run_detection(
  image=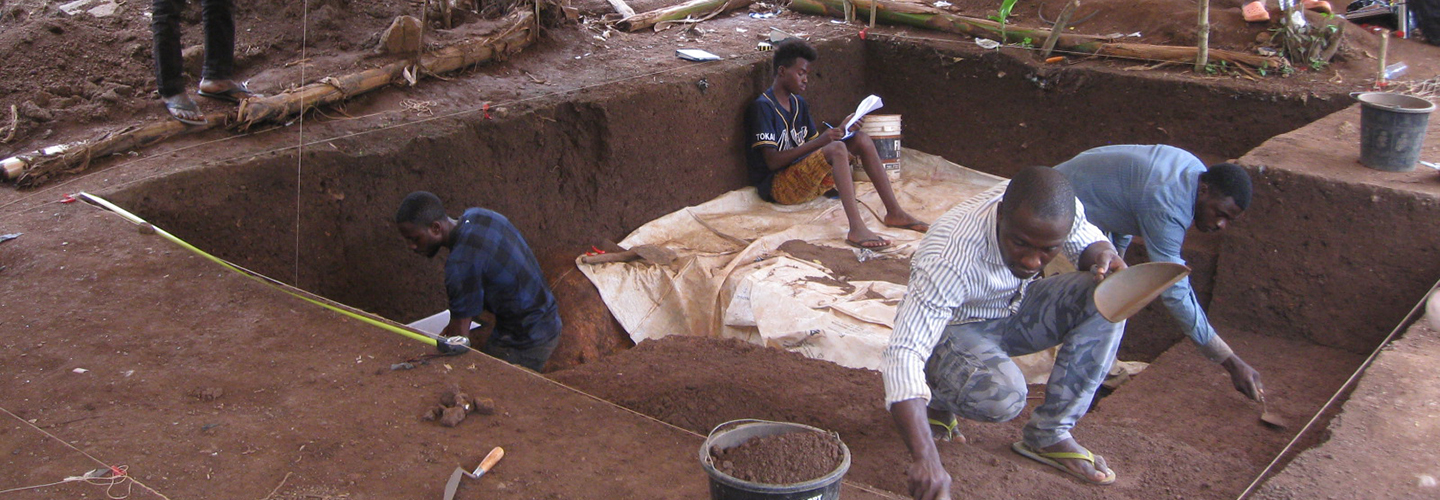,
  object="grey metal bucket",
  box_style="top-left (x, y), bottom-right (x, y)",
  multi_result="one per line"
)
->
top-left (699, 419), bottom-right (851, 500)
top-left (1357, 92), bottom-right (1435, 172)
